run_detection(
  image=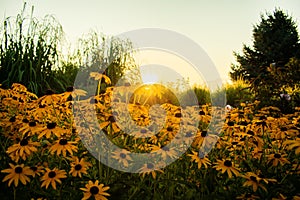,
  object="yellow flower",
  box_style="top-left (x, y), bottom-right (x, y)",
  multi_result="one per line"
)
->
top-left (38, 122), bottom-right (67, 139)
top-left (80, 180), bottom-right (110, 200)
top-left (40, 168), bottom-right (67, 190)
top-left (188, 150), bottom-right (211, 169)
top-left (151, 144), bottom-right (178, 160)
top-left (19, 121), bottom-right (44, 137)
top-left (69, 157), bottom-right (91, 178)
top-left (29, 165), bottom-right (44, 177)
top-left (213, 159), bottom-right (240, 178)
top-left (285, 139), bottom-right (300, 155)
top-left (1, 163), bottom-right (34, 187)
top-left (138, 163), bottom-right (164, 179)
top-left (90, 72), bottom-right (111, 85)
top-left (6, 138), bottom-right (40, 162)
top-left (267, 152), bottom-right (290, 167)
top-left (49, 138), bottom-right (78, 157)
top-left (111, 149), bottom-right (133, 168)
top-left (241, 172), bottom-right (267, 192)
top-left (99, 113), bottom-right (120, 134)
